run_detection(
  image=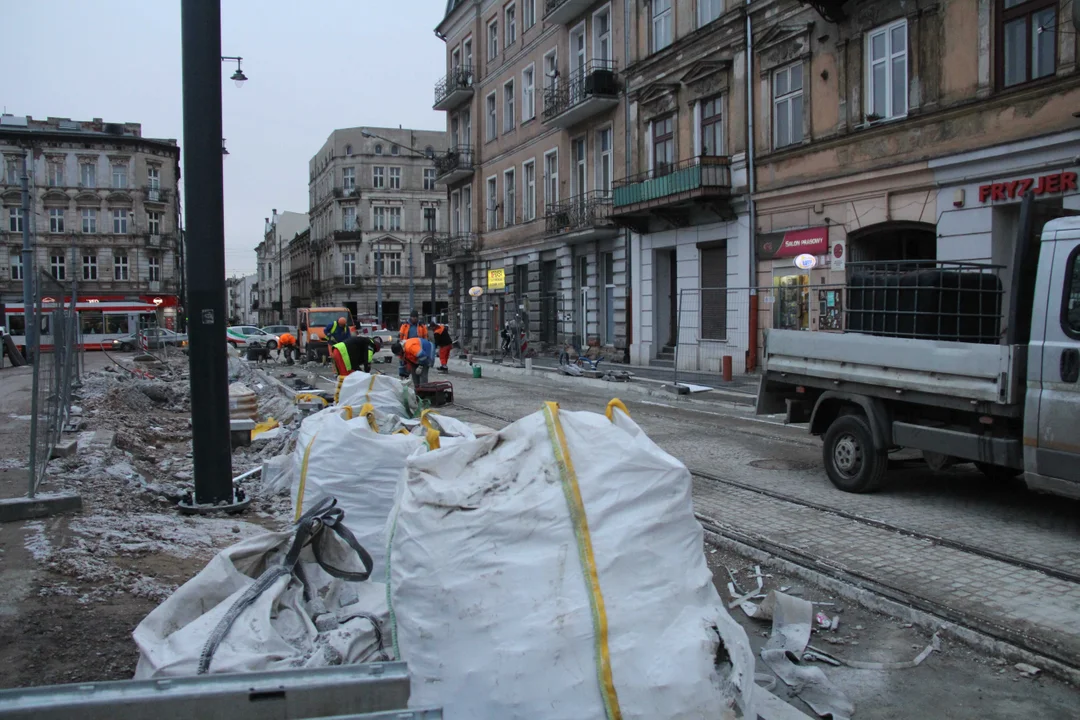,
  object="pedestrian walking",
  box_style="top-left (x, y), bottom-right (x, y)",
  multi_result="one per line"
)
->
top-left (392, 337), bottom-right (435, 386)
top-left (428, 320), bottom-right (453, 374)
